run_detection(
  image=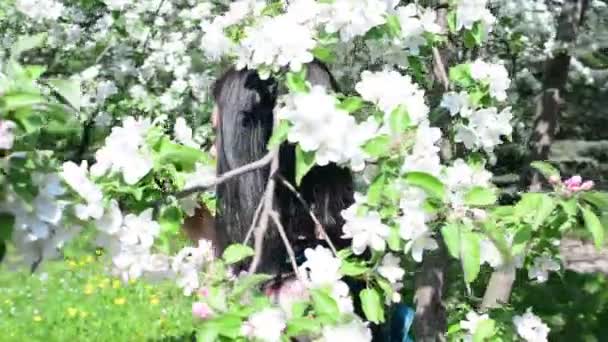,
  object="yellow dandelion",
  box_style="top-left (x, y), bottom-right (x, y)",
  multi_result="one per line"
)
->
top-left (112, 279), bottom-right (121, 289)
top-left (33, 315), bottom-right (42, 322)
top-left (68, 260), bottom-right (78, 268)
top-left (149, 296), bottom-right (159, 305)
top-left (114, 297), bottom-right (126, 305)
top-left (95, 248), bottom-right (104, 256)
top-left (67, 307), bottom-right (78, 317)
top-left (84, 284), bottom-right (95, 295)
top-left (80, 311), bottom-right (89, 319)
top-left (85, 255), bottom-right (94, 263)
top-left (4, 299), bottom-right (12, 305)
